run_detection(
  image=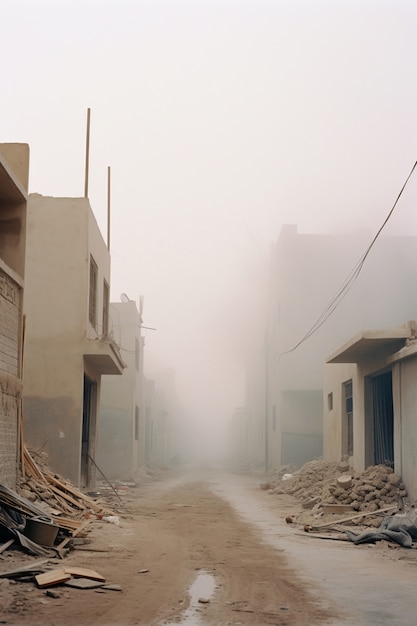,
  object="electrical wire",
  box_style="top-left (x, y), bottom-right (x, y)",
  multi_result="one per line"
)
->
top-left (279, 159), bottom-right (417, 357)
